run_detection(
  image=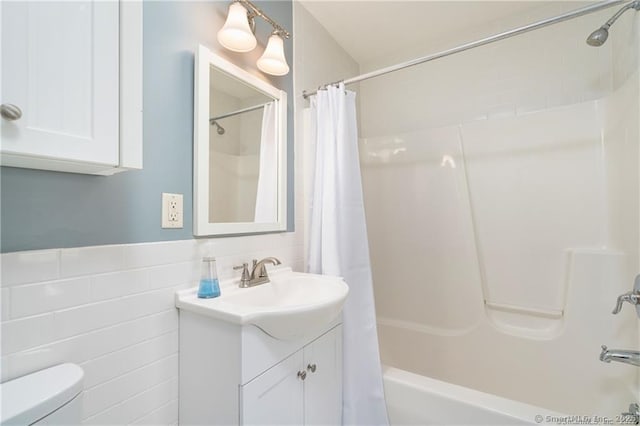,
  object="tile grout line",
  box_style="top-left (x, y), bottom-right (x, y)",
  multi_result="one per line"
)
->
top-left (80, 328), bottom-right (179, 377)
top-left (126, 397), bottom-right (179, 425)
top-left (83, 352), bottom-right (178, 399)
top-left (81, 376), bottom-right (178, 423)
top-left (2, 308), bottom-right (179, 359)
